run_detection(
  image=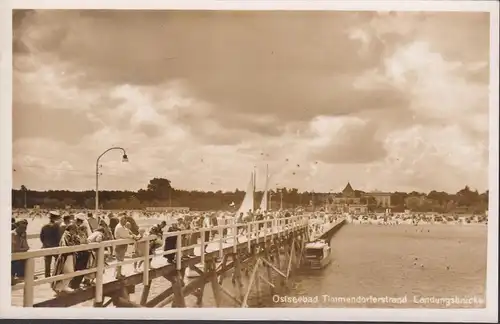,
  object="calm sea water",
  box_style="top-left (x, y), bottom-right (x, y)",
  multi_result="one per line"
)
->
top-left (267, 224), bottom-right (487, 308)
